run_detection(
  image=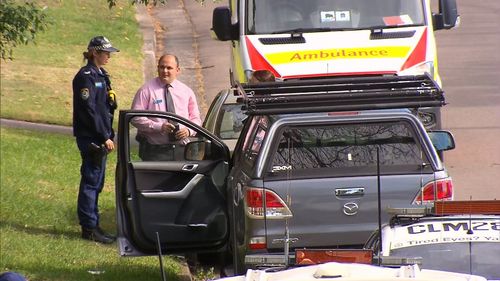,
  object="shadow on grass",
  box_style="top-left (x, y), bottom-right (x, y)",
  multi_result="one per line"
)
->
top-left (61, 206), bottom-right (118, 232)
top-left (0, 219), bottom-right (184, 281)
top-left (1, 207), bottom-right (117, 240)
top-left (0, 220), bottom-right (81, 239)
top-left (12, 258), bottom-right (176, 281)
